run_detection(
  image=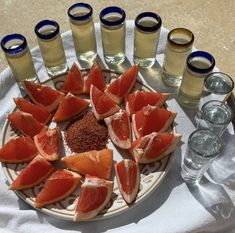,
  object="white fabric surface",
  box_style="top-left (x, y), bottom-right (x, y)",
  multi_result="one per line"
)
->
top-left (0, 21), bottom-right (235, 233)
